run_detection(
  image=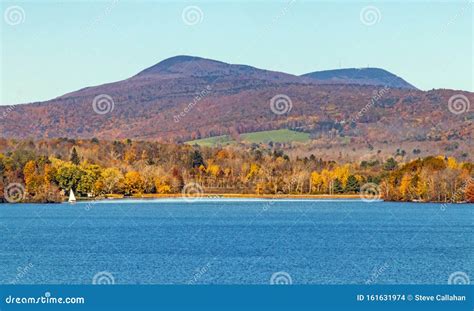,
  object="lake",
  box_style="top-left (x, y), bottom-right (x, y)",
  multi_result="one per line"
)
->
top-left (0, 199), bottom-right (472, 285)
